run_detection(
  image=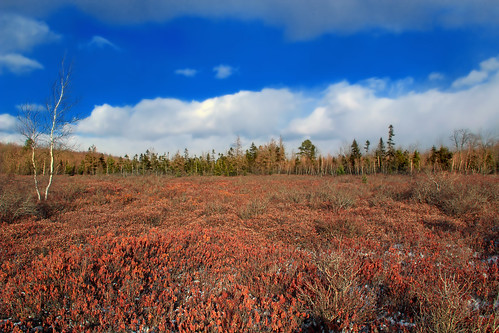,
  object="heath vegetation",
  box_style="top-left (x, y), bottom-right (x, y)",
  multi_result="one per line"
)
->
top-left (0, 173), bottom-right (497, 332)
